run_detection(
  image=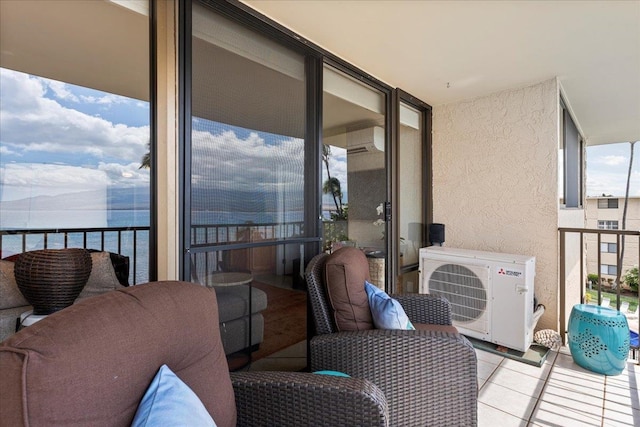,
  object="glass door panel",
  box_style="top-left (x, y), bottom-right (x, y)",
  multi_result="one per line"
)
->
top-left (396, 98), bottom-right (428, 294)
top-left (189, 2), bottom-right (310, 369)
top-left (322, 64), bottom-right (387, 289)
top-left (0, 0), bottom-right (151, 284)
